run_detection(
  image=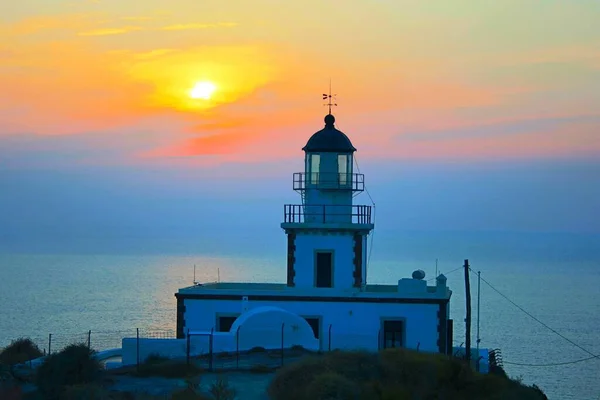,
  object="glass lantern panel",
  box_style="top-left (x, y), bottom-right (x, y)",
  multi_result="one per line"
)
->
top-left (311, 154), bottom-right (320, 184)
top-left (338, 154), bottom-right (348, 185)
